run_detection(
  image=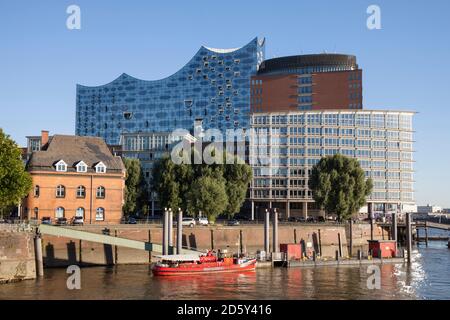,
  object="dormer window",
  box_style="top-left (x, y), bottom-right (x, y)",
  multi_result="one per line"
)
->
top-left (76, 161), bottom-right (88, 173)
top-left (55, 160), bottom-right (67, 172)
top-left (95, 162), bottom-right (107, 173)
